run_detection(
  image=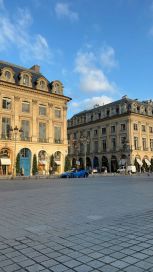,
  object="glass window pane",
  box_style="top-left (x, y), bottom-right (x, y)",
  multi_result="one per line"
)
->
top-left (39, 105), bottom-right (46, 116)
top-left (22, 102), bottom-right (30, 112)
